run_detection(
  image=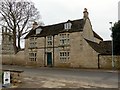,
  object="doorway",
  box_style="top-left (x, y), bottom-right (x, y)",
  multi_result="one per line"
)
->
top-left (47, 52), bottom-right (52, 66)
